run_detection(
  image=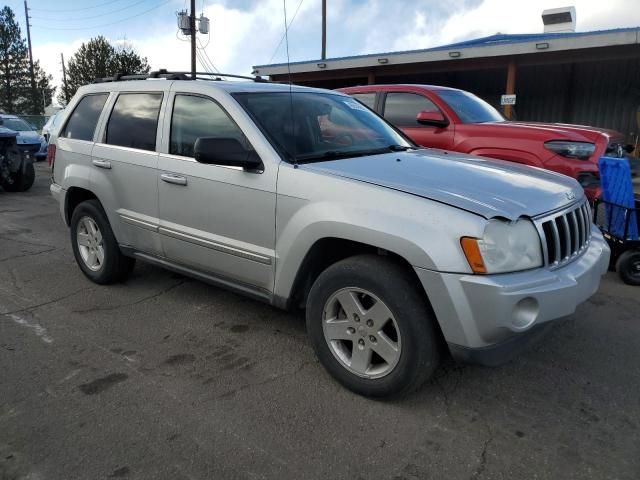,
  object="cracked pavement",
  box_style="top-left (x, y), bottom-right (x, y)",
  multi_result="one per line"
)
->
top-left (1, 163), bottom-right (639, 480)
